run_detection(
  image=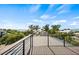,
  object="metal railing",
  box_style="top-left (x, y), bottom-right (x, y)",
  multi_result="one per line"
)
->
top-left (0, 34), bottom-right (33, 55)
top-left (46, 33), bottom-right (72, 47)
